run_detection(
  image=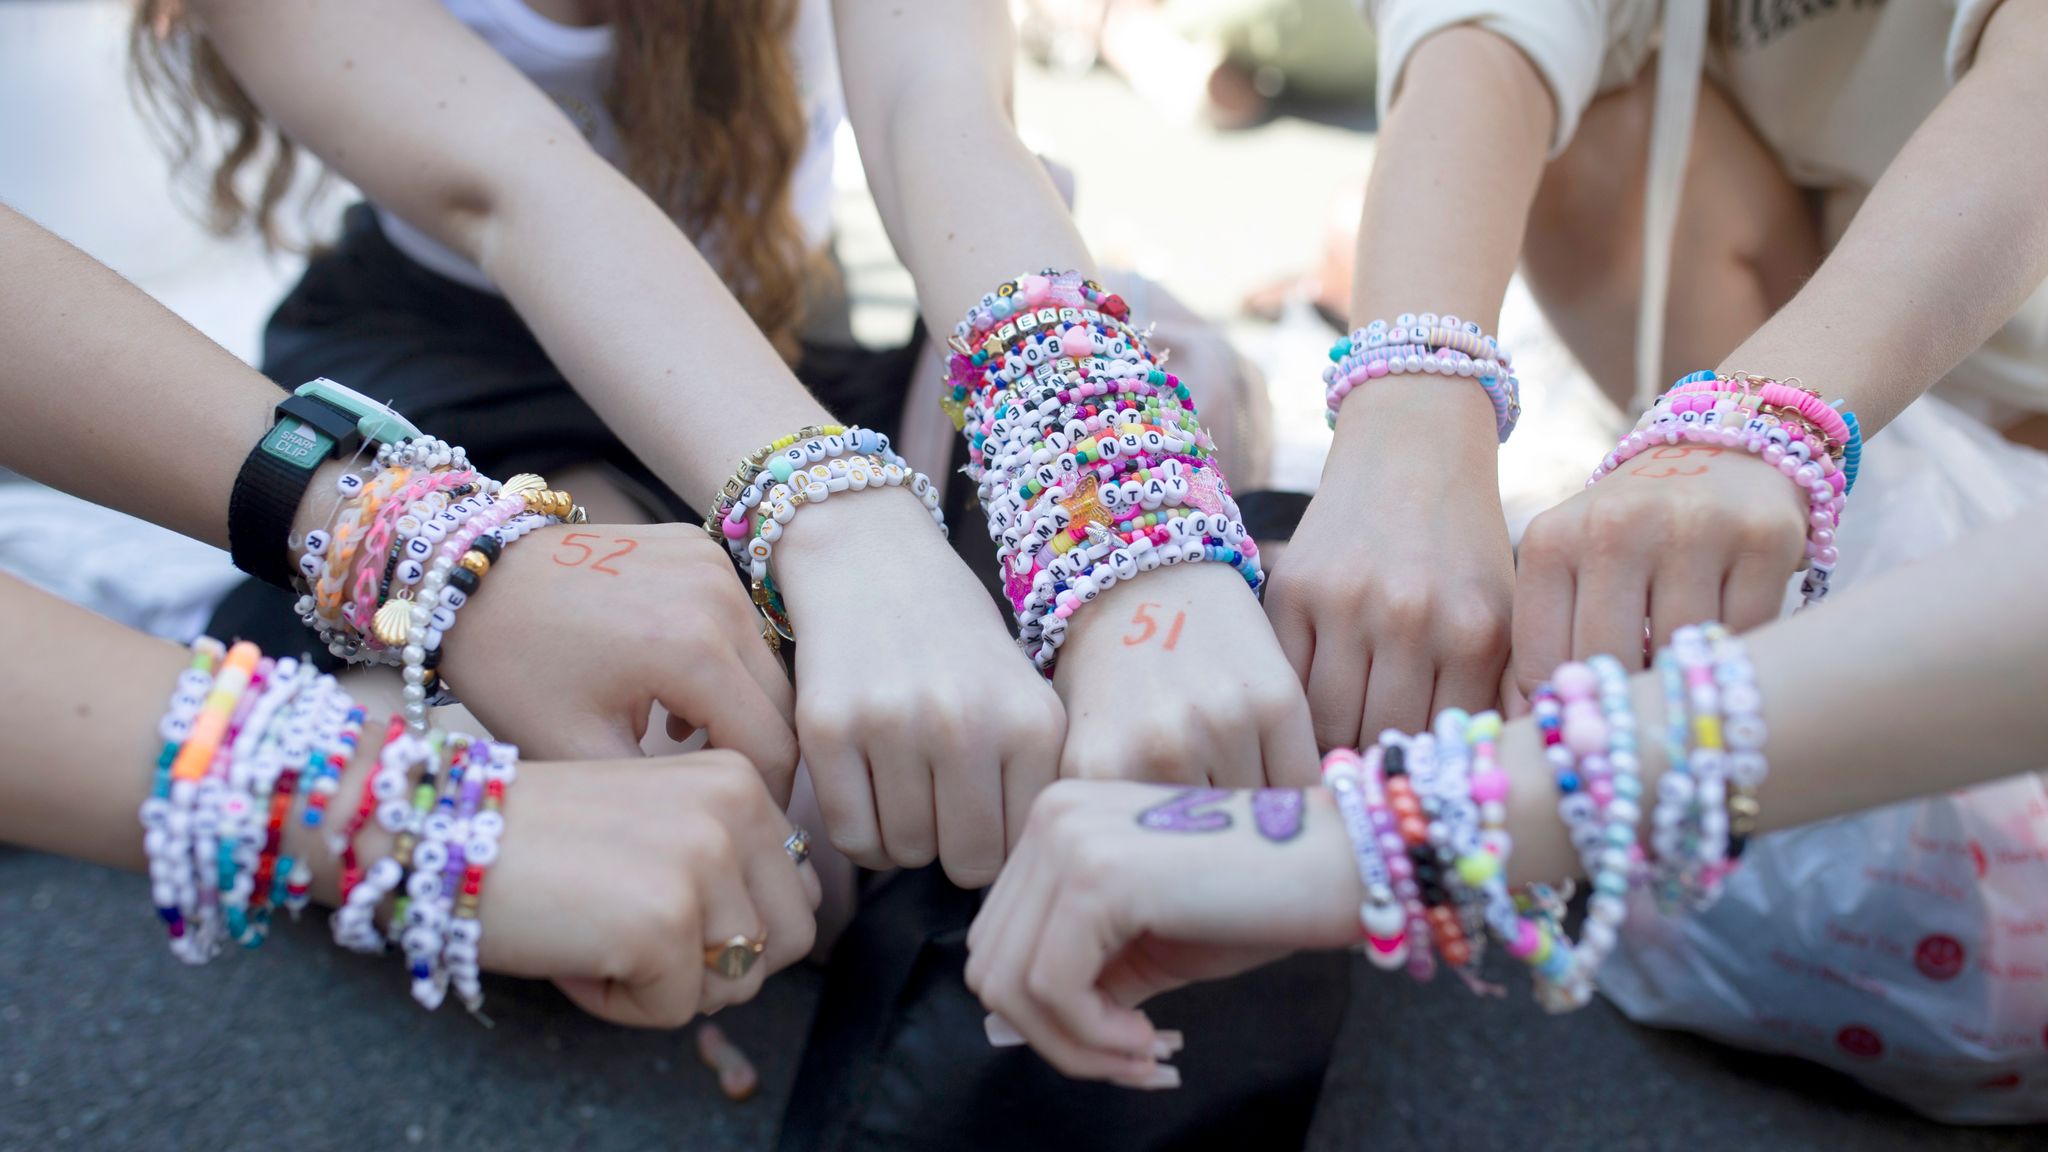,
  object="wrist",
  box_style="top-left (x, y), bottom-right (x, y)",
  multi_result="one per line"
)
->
top-left (1328, 381), bottom-right (1503, 468)
top-left (769, 486), bottom-right (953, 603)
